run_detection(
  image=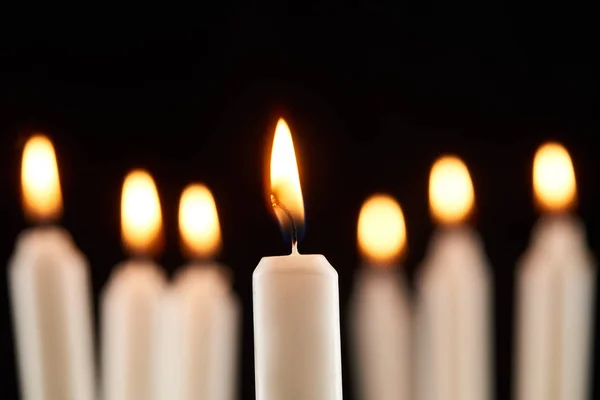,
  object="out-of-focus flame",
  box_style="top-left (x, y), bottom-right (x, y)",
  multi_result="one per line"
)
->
top-left (429, 155), bottom-right (474, 225)
top-left (357, 194), bottom-right (406, 265)
top-left (21, 134), bottom-right (63, 222)
top-left (533, 142), bottom-right (576, 213)
top-left (178, 184), bottom-right (222, 259)
top-left (121, 170), bottom-right (163, 256)
top-left (269, 118), bottom-right (305, 237)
